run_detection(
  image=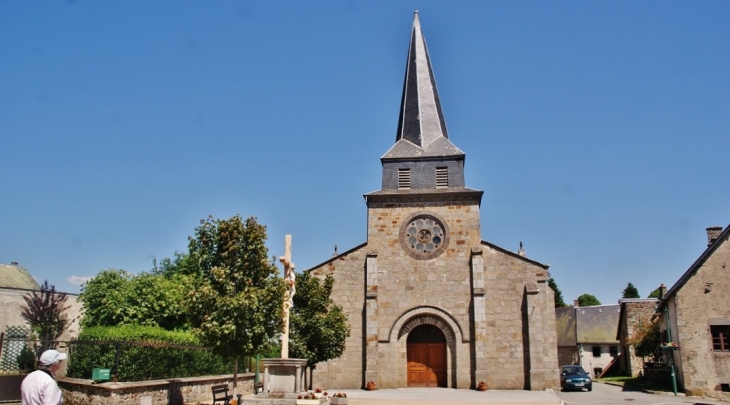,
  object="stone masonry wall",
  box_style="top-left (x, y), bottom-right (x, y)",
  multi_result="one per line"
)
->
top-left (674, 235), bottom-right (730, 401)
top-left (60, 374), bottom-right (254, 405)
top-left (309, 197), bottom-right (559, 391)
top-left (310, 247), bottom-right (368, 389)
top-left (619, 301), bottom-right (657, 377)
top-left (481, 246), bottom-right (558, 390)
